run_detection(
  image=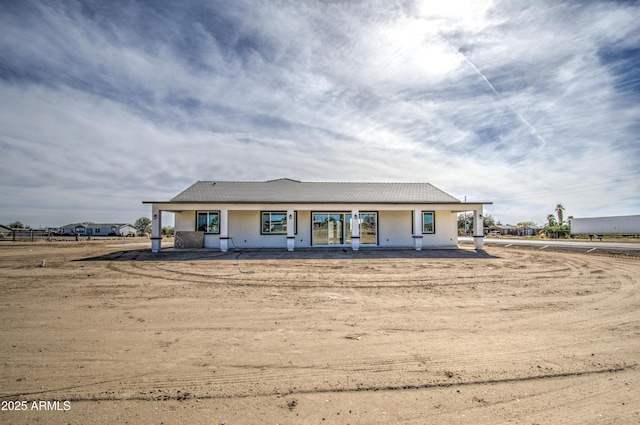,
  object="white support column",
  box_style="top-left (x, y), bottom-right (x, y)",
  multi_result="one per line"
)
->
top-left (473, 206), bottom-right (485, 250)
top-left (287, 209), bottom-right (295, 252)
top-left (351, 209), bottom-right (360, 251)
top-left (220, 208), bottom-right (229, 252)
top-left (151, 205), bottom-right (162, 253)
top-left (413, 209), bottom-right (423, 251)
